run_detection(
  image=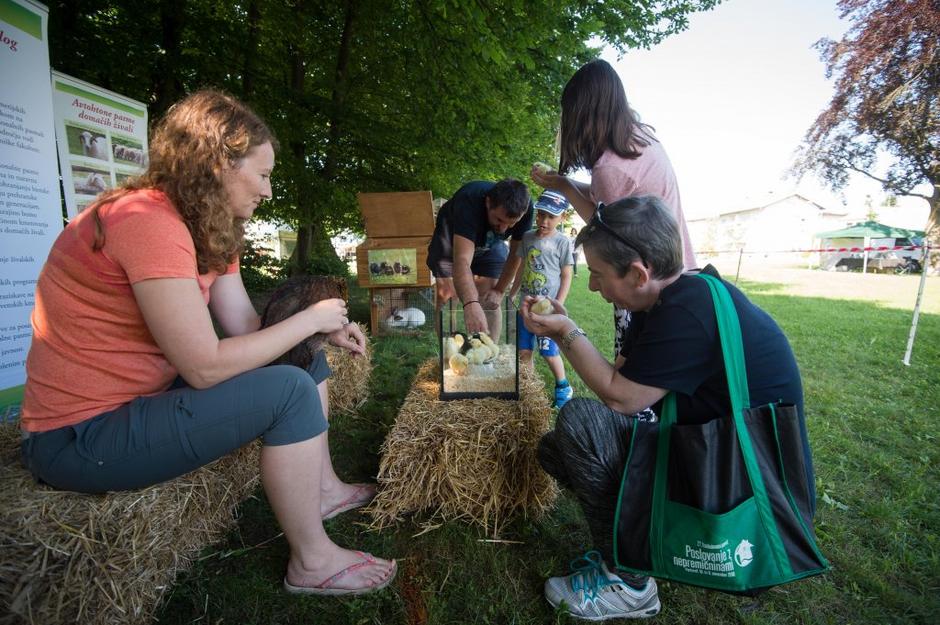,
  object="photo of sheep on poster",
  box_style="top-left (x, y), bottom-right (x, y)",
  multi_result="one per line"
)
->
top-left (71, 165), bottom-right (111, 196)
top-left (65, 124), bottom-right (110, 161)
top-left (112, 136), bottom-right (147, 168)
top-left (367, 248), bottom-right (418, 285)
